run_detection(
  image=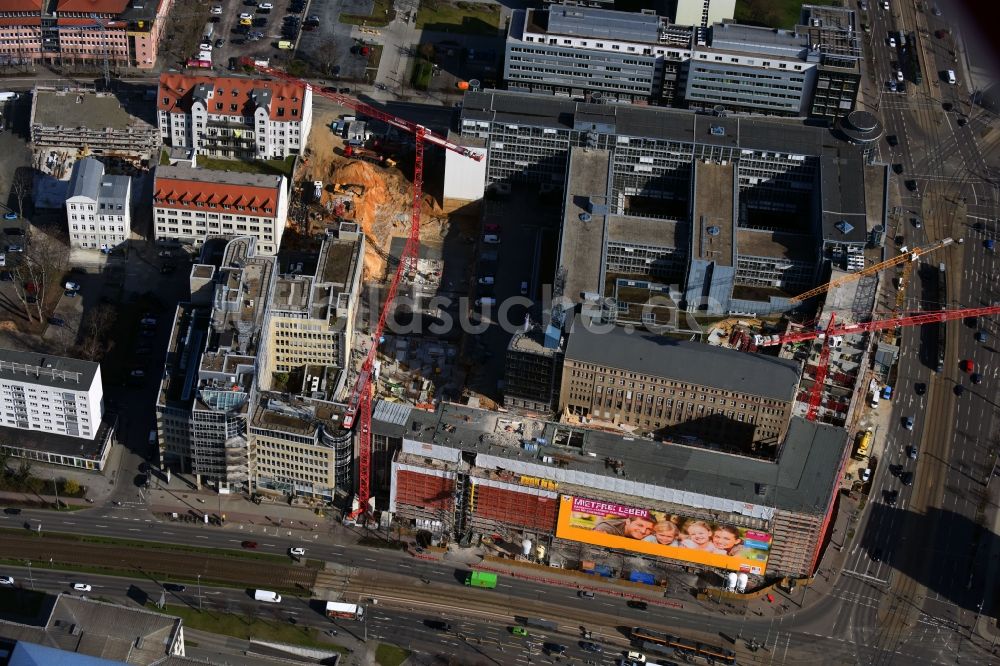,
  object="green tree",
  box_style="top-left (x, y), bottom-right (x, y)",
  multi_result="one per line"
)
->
top-left (62, 479), bottom-right (81, 496)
